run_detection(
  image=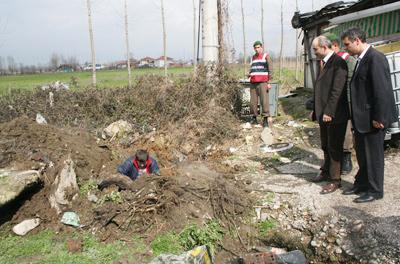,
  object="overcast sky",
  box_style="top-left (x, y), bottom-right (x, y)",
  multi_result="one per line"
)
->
top-left (0, 0), bottom-right (336, 66)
